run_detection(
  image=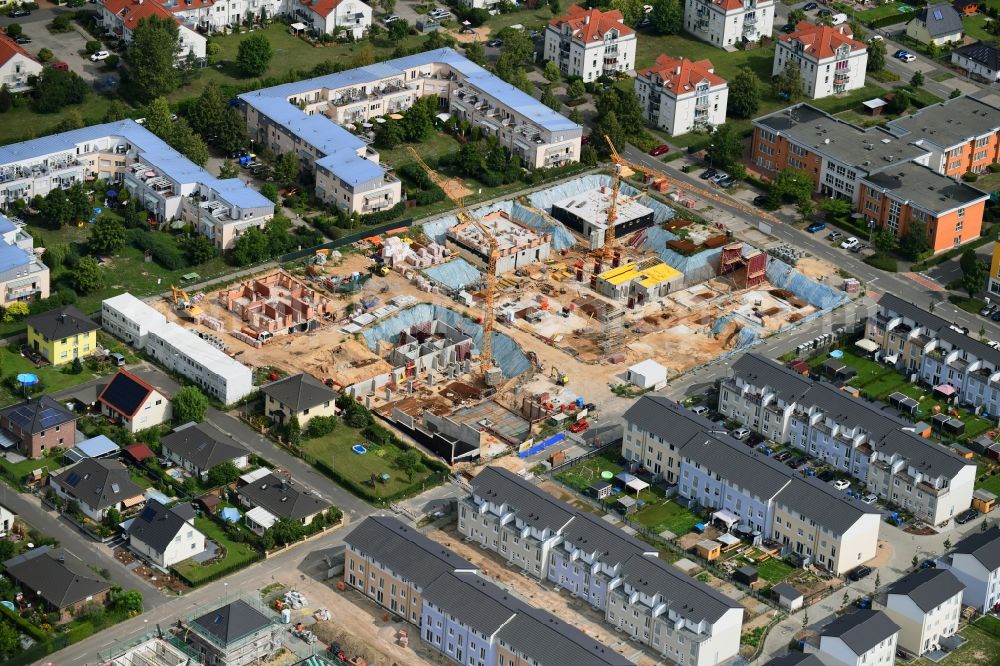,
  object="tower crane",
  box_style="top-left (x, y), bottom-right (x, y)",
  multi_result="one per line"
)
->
top-left (406, 148), bottom-right (500, 384)
top-left (599, 134), bottom-right (632, 270)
